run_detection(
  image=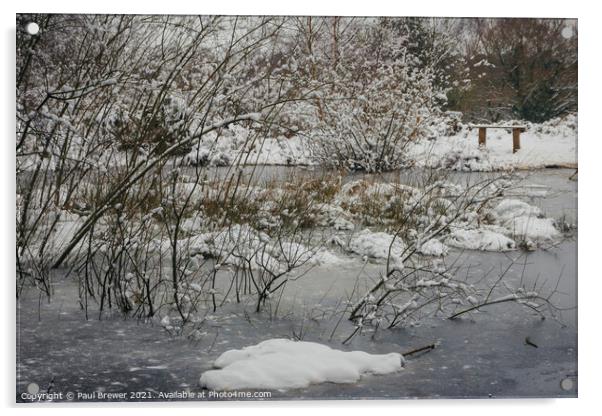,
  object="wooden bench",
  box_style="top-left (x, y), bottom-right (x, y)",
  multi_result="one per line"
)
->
top-left (471, 125), bottom-right (527, 154)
